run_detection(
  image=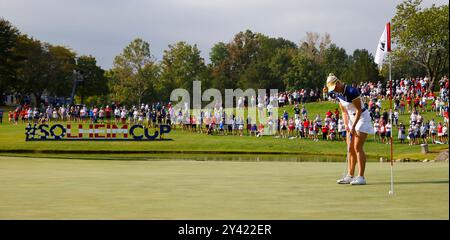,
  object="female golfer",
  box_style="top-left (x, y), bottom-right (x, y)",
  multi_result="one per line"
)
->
top-left (326, 73), bottom-right (374, 185)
